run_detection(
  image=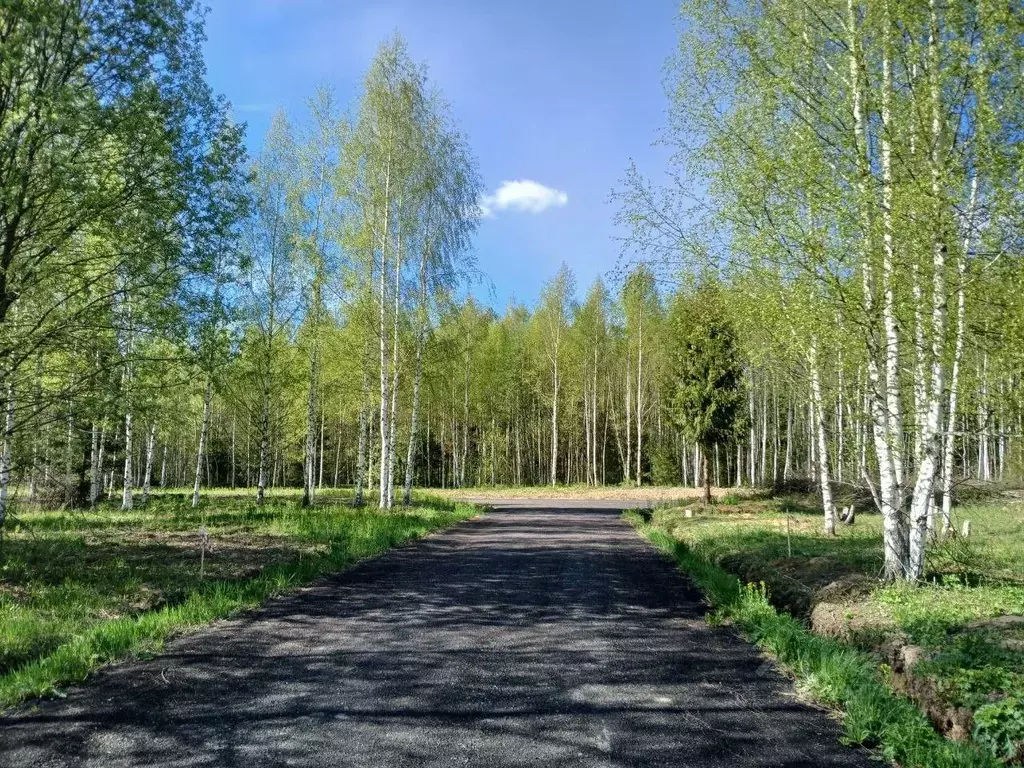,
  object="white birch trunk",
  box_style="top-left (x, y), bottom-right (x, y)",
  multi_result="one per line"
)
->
top-left (89, 423), bottom-right (100, 505)
top-left (142, 423), bottom-right (155, 503)
top-left (302, 346), bottom-right (318, 507)
top-left (97, 427), bottom-right (107, 499)
top-left (810, 339), bottom-right (837, 535)
top-left (257, 384), bottom-right (269, 506)
top-left (907, 0), bottom-right (950, 579)
top-left (192, 378), bottom-right (213, 508)
top-left (592, 353), bottom-right (599, 485)
top-left (624, 361), bottom-right (631, 484)
top-left (122, 408), bottom-right (134, 511)
top-left (355, 380), bottom-right (369, 506)
top-left (386, 243), bottom-right (401, 508)
top-left (851, 0), bottom-right (905, 579)
top-left (0, 381), bottom-right (14, 540)
top-left (635, 306), bottom-right (643, 487)
top-left (403, 257), bottom-right (429, 505)
top-left (460, 364), bottom-right (469, 488)
top-left (748, 378), bottom-right (756, 484)
top-left (977, 368), bottom-right (988, 480)
top-left (584, 377), bottom-right (592, 486)
top-left (377, 159), bottom-right (393, 509)
top-left (551, 358), bottom-right (559, 486)
top-left (836, 358), bottom-right (844, 484)
top-left (759, 386), bottom-right (768, 485)
top-left (942, 177), bottom-right (977, 532)
top-left (912, 262), bottom-right (927, 470)
top-left (378, 264), bottom-right (390, 507)
top-left (784, 398), bottom-right (792, 481)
